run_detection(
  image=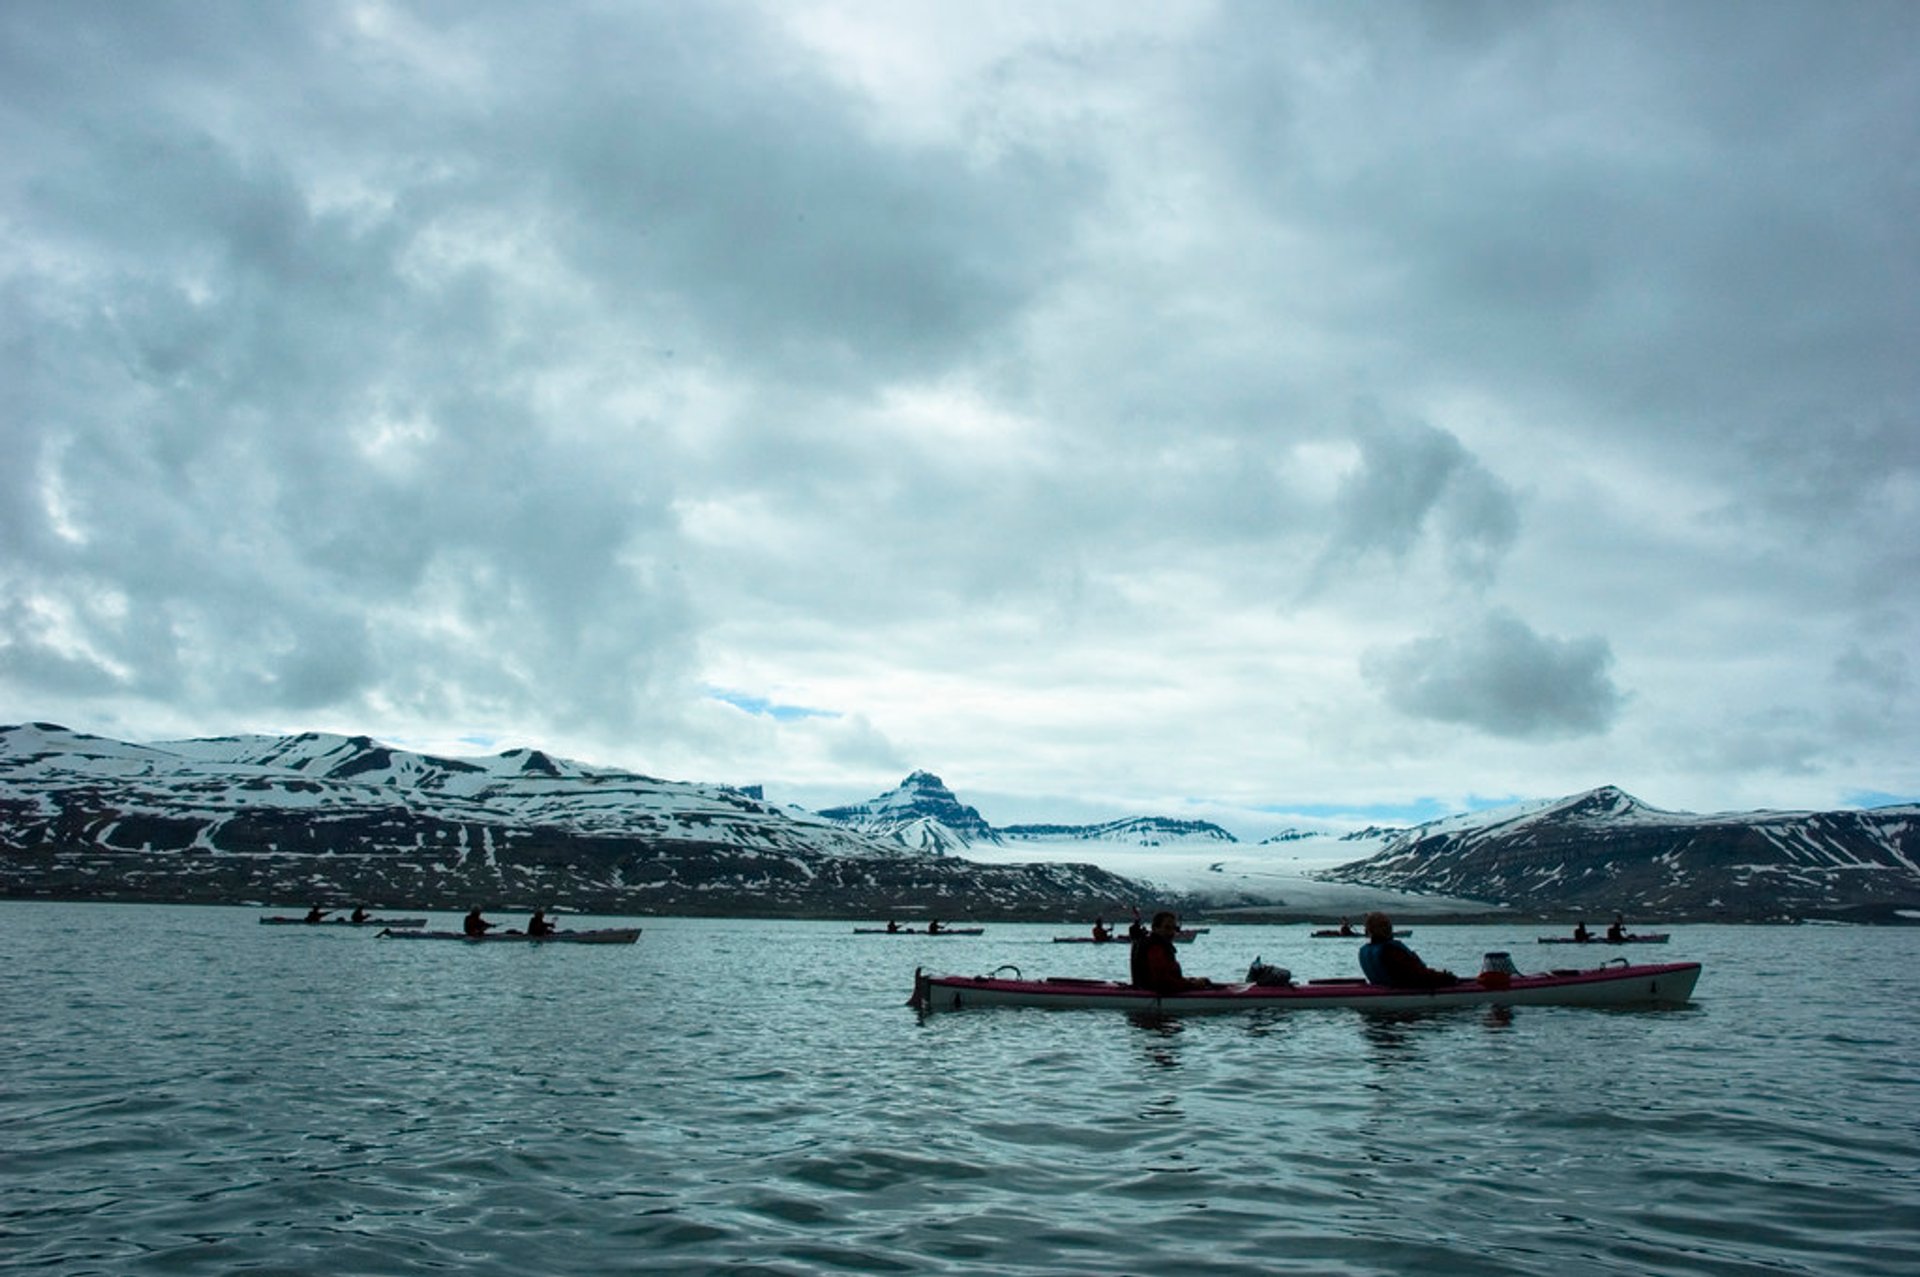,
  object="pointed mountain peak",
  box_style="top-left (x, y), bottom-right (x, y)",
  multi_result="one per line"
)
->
top-left (1559, 785), bottom-right (1650, 820)
top-left (817, 771), bottom-right (998, 846)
